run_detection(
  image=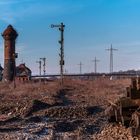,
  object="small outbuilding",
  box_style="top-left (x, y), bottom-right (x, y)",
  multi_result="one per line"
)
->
top-left (16, 63), bottom-right (31, 81)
